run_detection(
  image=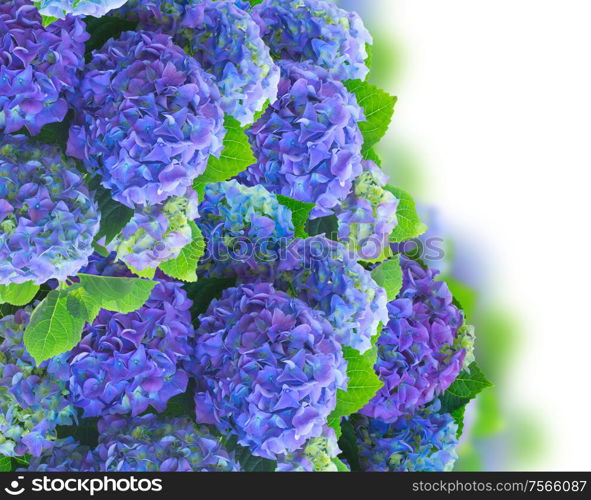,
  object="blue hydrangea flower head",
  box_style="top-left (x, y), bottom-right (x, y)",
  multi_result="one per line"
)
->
top-left (0, 308), bottom-right (76, 458)
top-left (0, 135), bottom-right (100, 285)
top-left (353, 401), bottom-right (459, 472)
top-left (240, 60), bottom-right (364, 218)
top-left (66, 257), bottom-right (196, 417)
top-left (23, 438), bottom-right (97, 471)
top-left (253, 0), bottom-right (372, 81)
top-left (276, 235), bottom-right (388, 354)
top-left (335, 160), bottom-right (399, 261)
top-left (96, 414), bottom-right (240, 471)
top-left (193, 282), bottom-right (347, 460)
top-left (34, 0), bottom-right (130, 18)
top-left (67, 30), bottom-right (225, 208)
top-left (116, 0), bottom-right (280, 126)
top-left (360, 256), bottom-right (470, 422)
top-left (0, 0), bottom-right (88, 135)
top-left (197, 180), bottom-right (294, 278)
top-left (110, 188), bottom-right (199, 272)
